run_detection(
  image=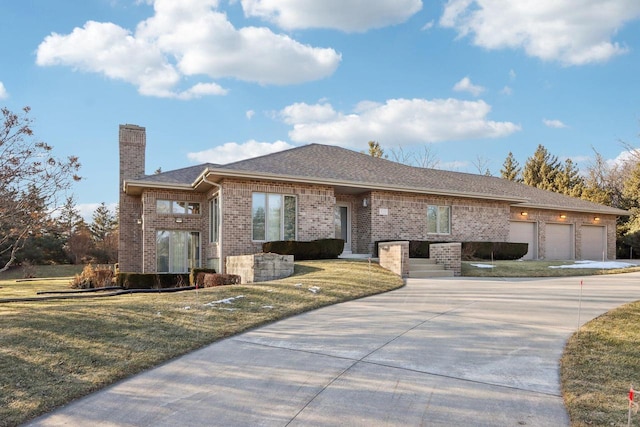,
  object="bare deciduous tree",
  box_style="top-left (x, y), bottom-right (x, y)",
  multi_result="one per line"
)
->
top-left (0, 106), bottom-right (81, 271)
